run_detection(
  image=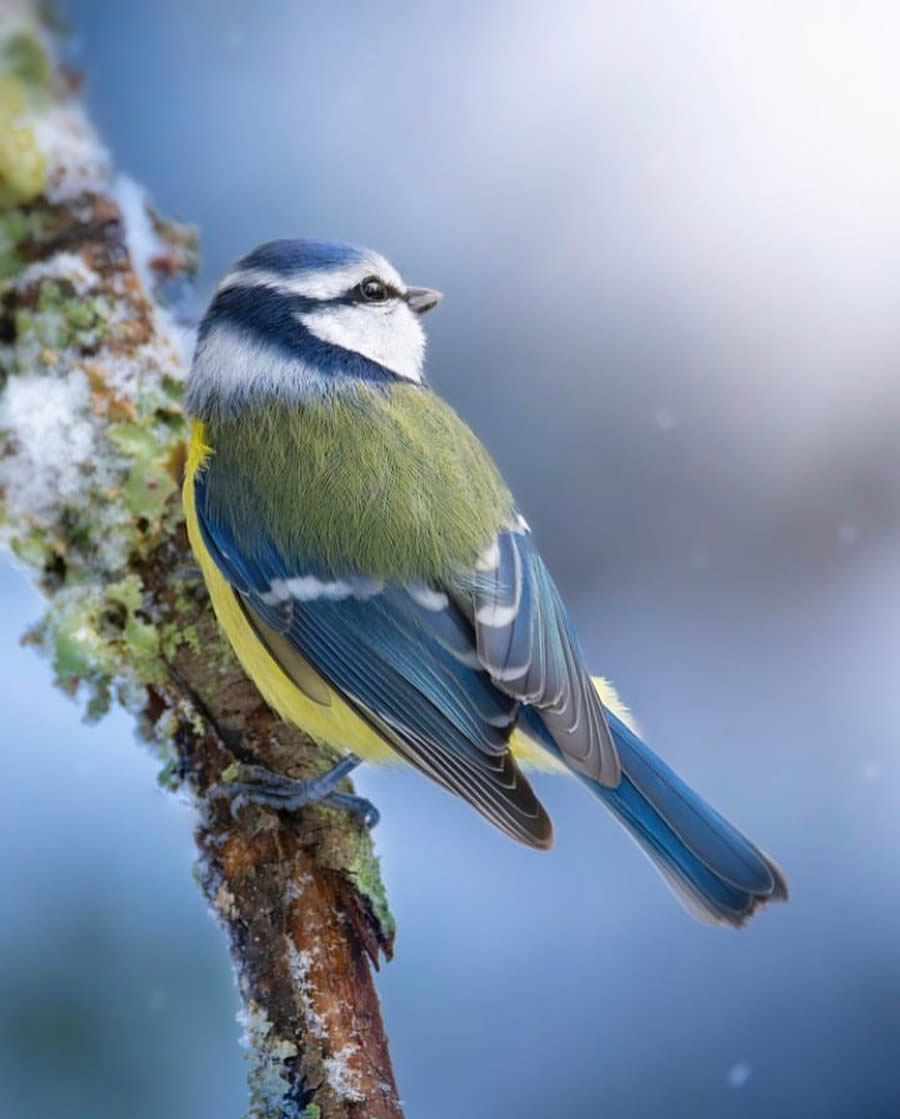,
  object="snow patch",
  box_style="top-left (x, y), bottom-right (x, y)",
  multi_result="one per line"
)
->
top-left (112, 174), bottom-right (164, 296)
top-left (29, 101), bottom-right (109, 203)
top-left (0, 369), bottom-right (107, 521)
top-left (107, 174), bottom-right (193, 384)
top-left (285, 941), bottom-right (326, 1039)
top-left (14, 251), bottom-right (100, 296)
top-left (324, 1043), bottom-right (364, 1102)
